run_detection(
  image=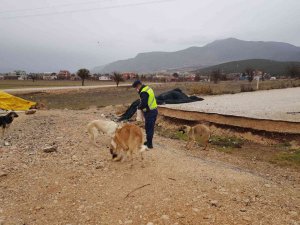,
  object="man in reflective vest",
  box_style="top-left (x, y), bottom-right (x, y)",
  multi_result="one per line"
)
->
top-left (132, 80), bottom-right (158, 149)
